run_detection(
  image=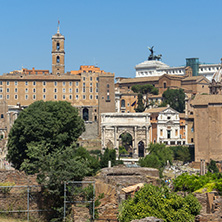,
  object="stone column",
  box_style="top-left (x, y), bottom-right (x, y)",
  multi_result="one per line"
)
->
top-left (185, 122), bottom-right (188, 144)
top-left (114, 126), bottom-right (117, 149)
top-left (102, 126), bottom-right (105, 149)
top-left (134, 126), bottom-right (138, 157)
